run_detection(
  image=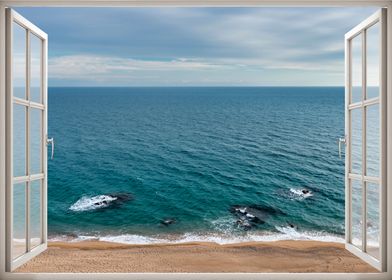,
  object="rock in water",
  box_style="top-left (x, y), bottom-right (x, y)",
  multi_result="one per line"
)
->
top-left (287, 222), bottom-right (296, 229)
top-left (230, 204), bottom-right (284, 230)
top-left (105, 193), bottom-right (133, 209)
top-left (110, 193), bottom-right (133, 203)
top-left (302, 189), bottom-right (310, 194)
top-left (236, 218), bottom-right (252, 230)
